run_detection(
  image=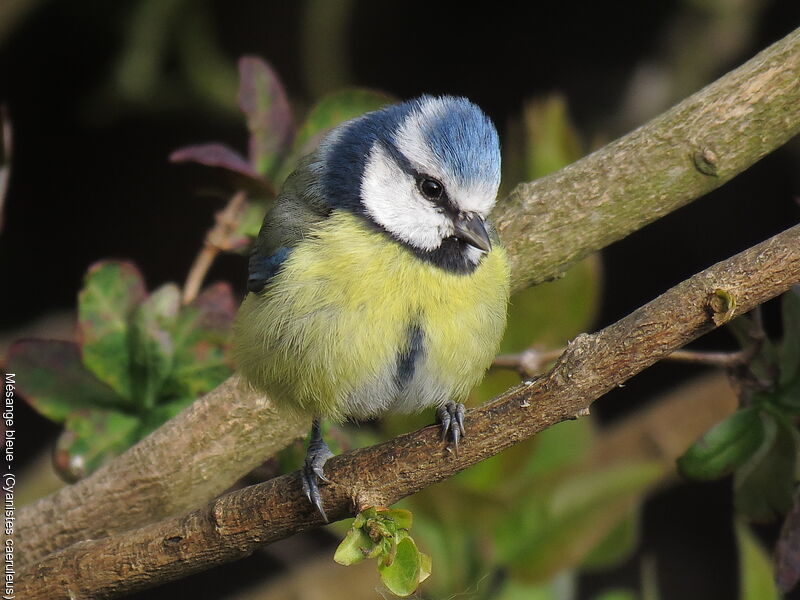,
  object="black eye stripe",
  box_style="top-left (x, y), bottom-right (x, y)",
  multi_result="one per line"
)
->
top-left (379, 140), bottom-right (458, 214)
